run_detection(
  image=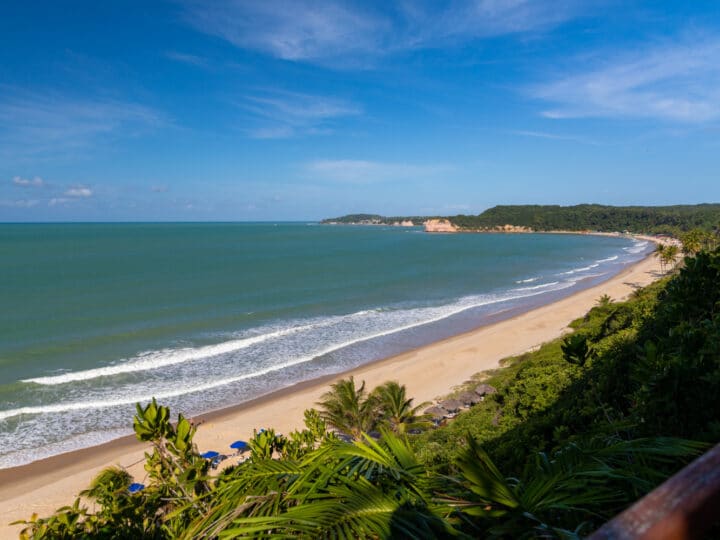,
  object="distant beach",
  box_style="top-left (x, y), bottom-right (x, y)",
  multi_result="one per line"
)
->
top-left (0, 234), bottom-right (664, 539)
